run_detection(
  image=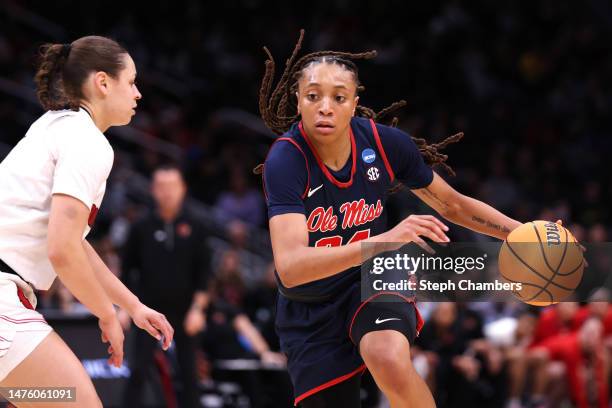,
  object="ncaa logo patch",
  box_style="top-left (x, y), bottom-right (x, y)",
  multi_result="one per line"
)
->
top-left (362, 148), bottom-right (376, 164)
top-left (367, 166), bottom-right (380, 182)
